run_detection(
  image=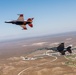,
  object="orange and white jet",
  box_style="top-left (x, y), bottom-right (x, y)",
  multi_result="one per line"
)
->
top-left (5, 14), bottom-right (34, 30)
